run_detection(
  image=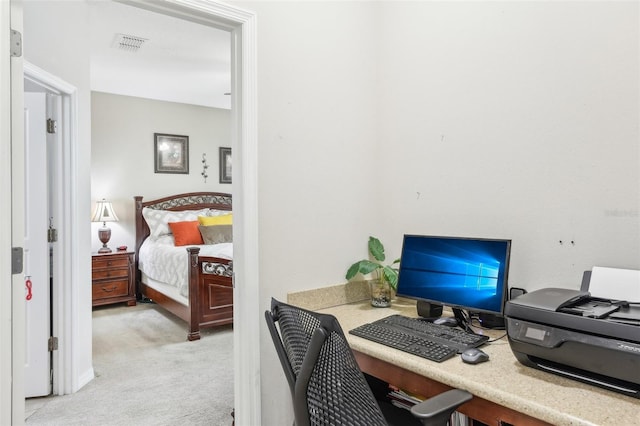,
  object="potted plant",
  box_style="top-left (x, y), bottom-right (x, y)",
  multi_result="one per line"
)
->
top-left (346, 236), bottom-right (400, 307)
